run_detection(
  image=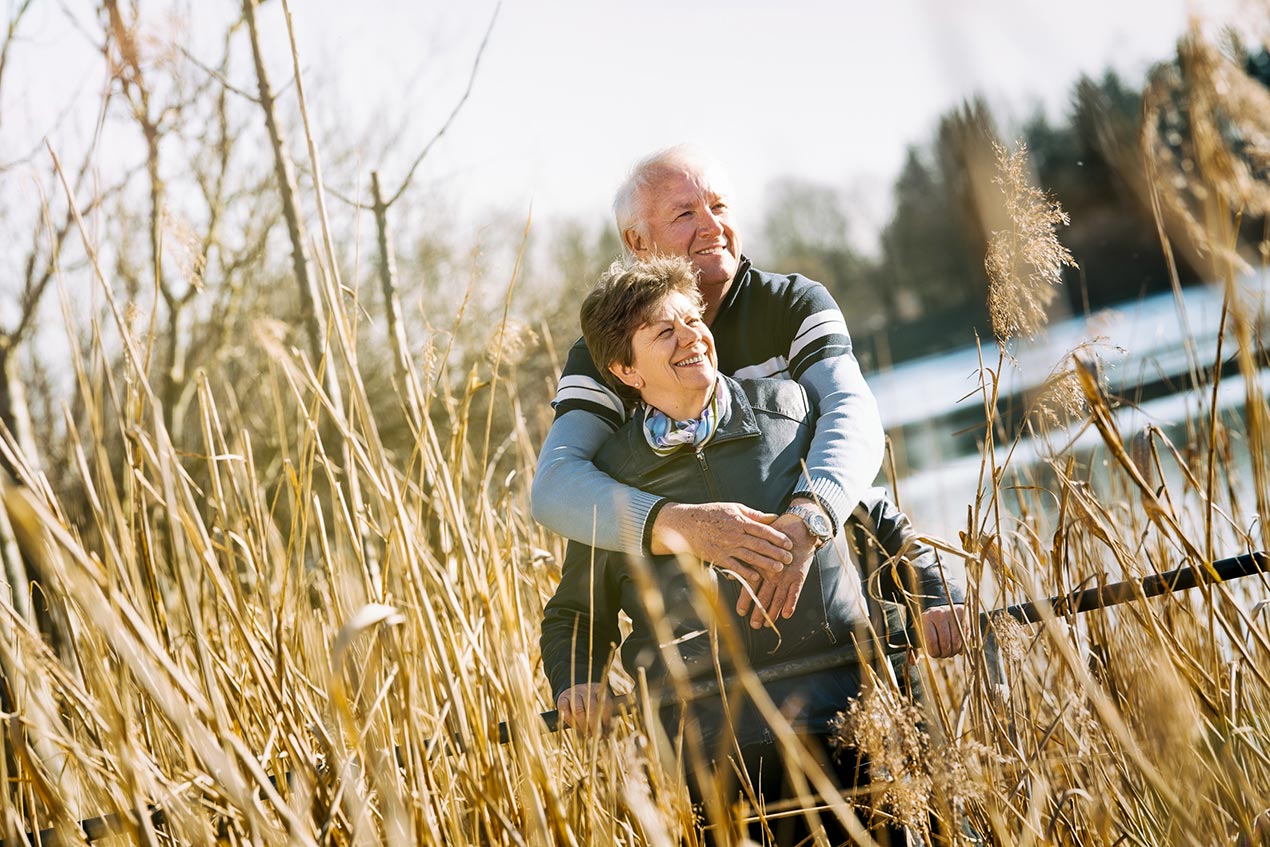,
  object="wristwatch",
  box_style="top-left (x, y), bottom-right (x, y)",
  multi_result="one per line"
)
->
top-left (786, 504), bottom-right (833, 549)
